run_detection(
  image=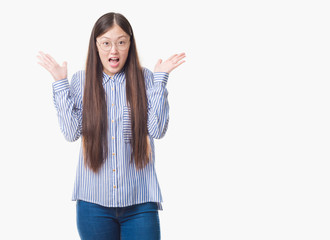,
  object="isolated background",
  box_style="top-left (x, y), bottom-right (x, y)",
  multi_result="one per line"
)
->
top-left (1, 0), bottom-right (330, 239)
